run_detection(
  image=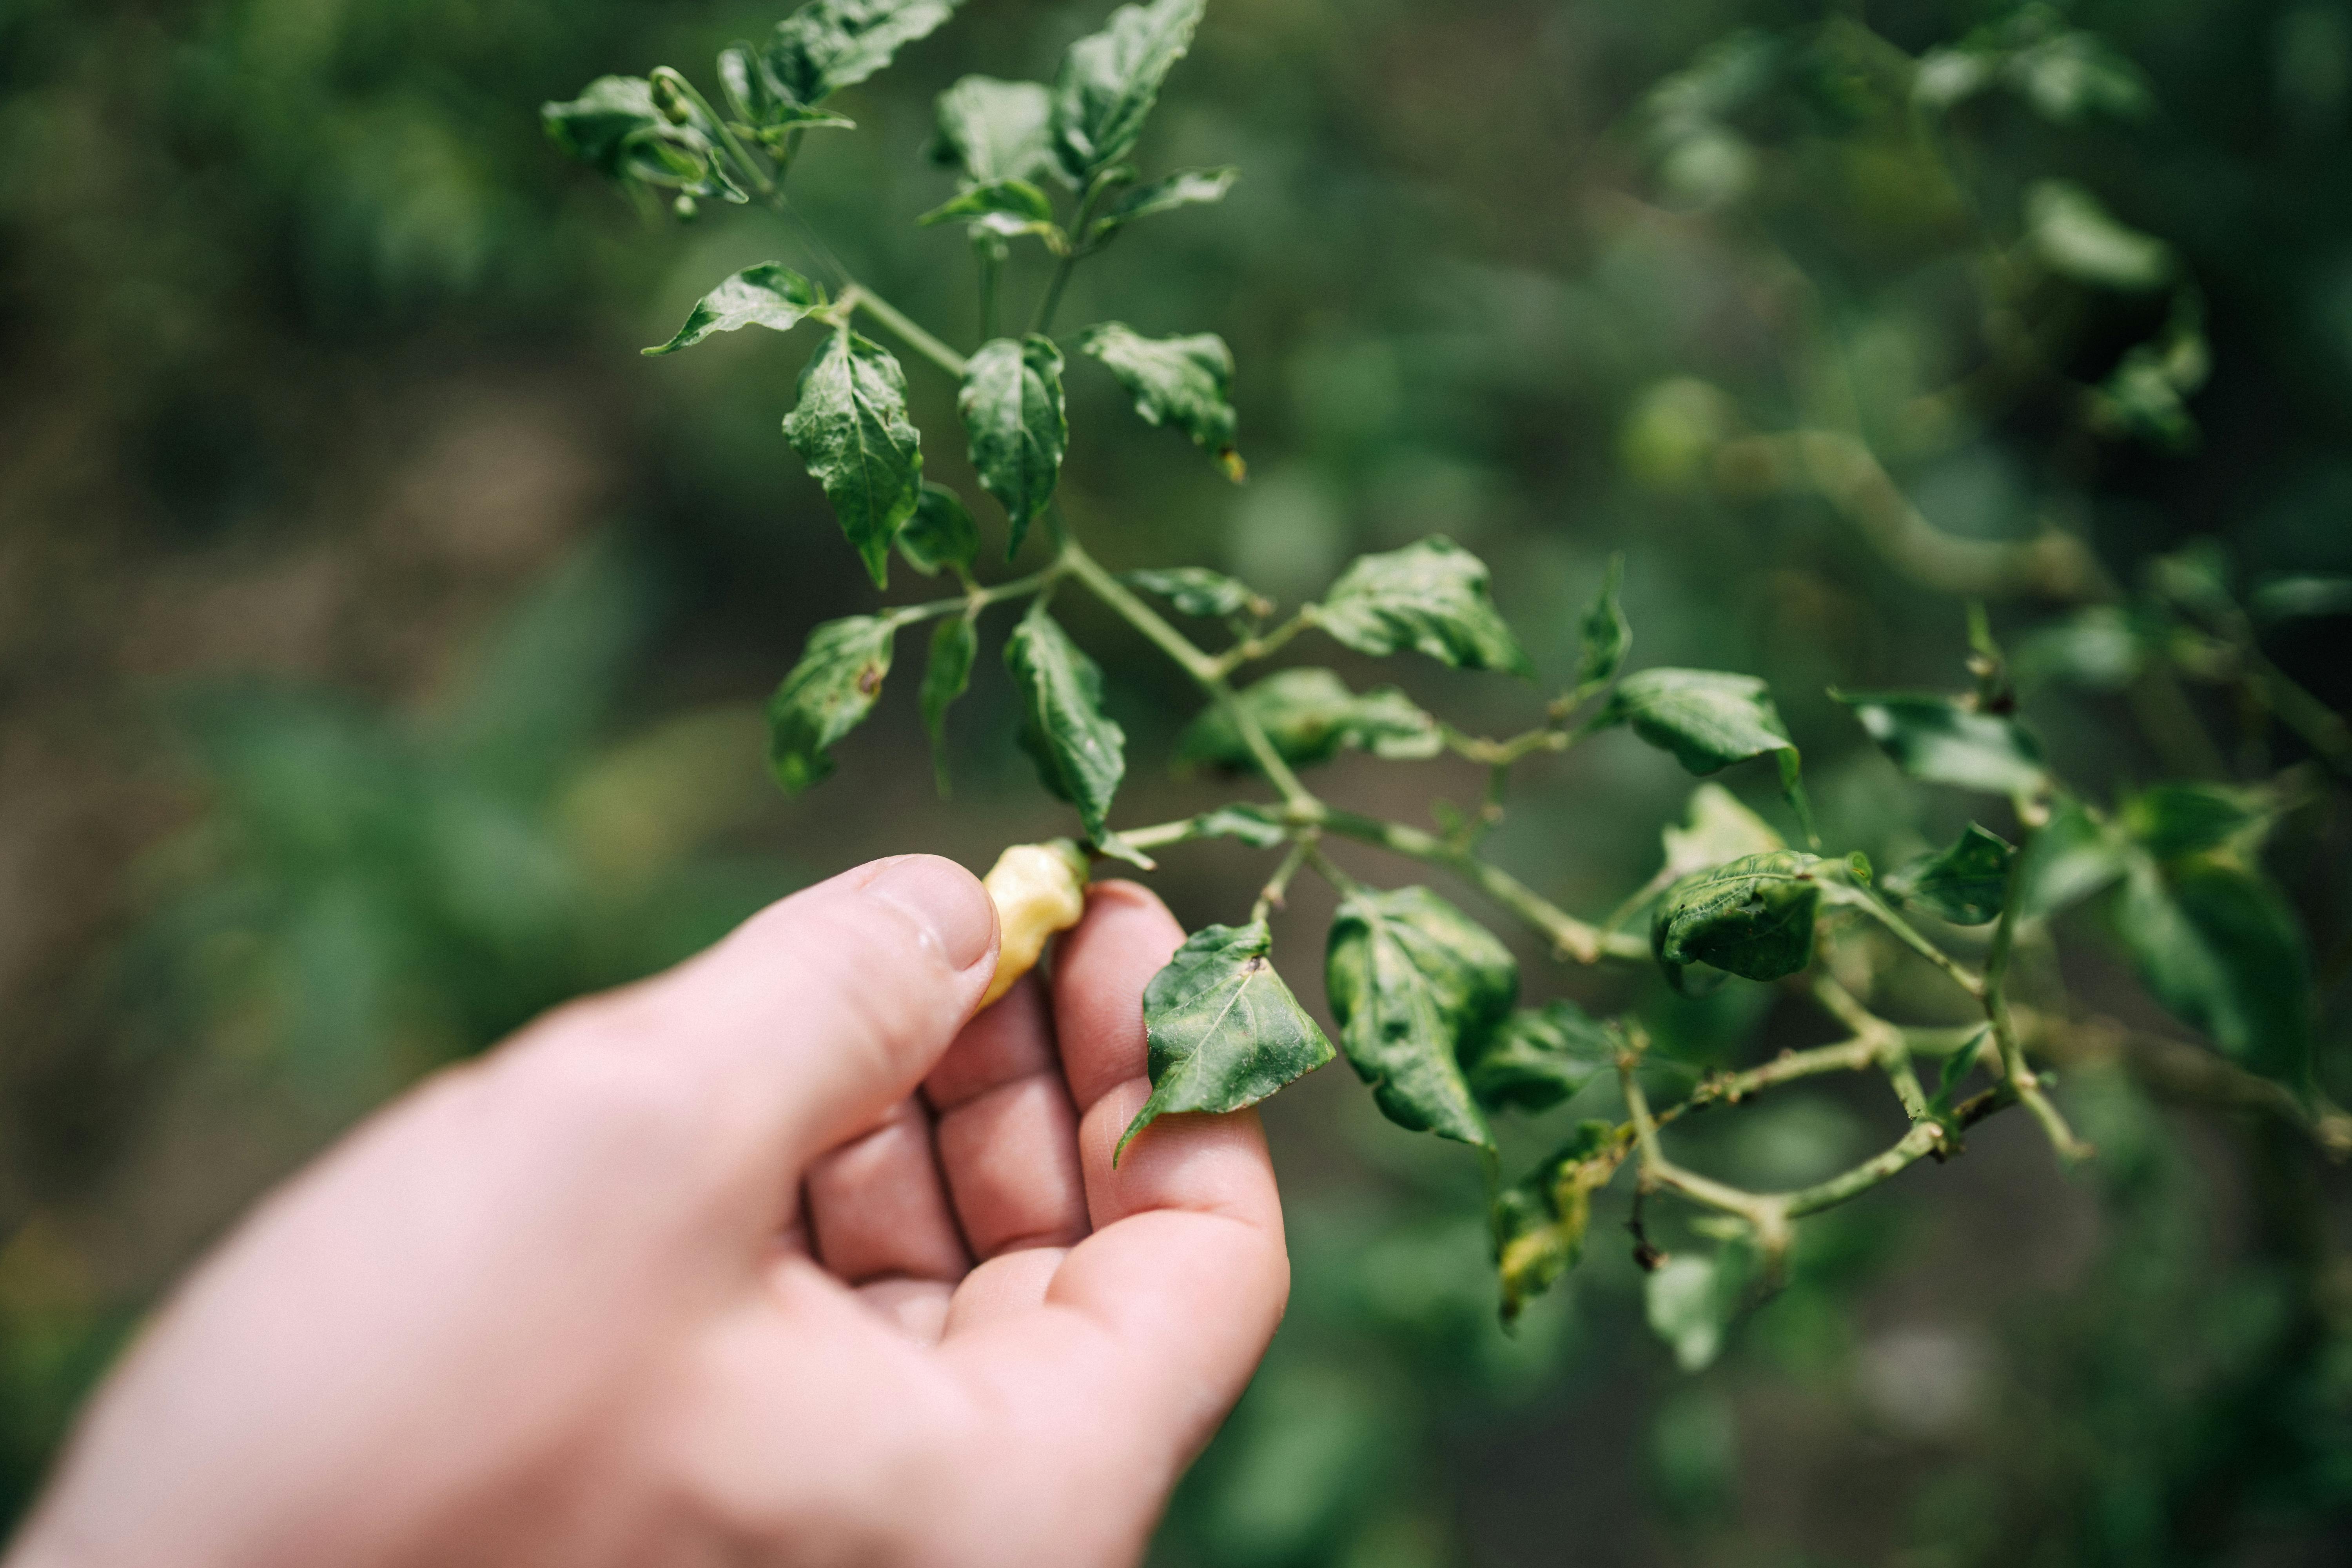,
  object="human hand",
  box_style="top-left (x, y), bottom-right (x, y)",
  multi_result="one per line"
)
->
top-left (8, 856), bottom-right (1288, 1568)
